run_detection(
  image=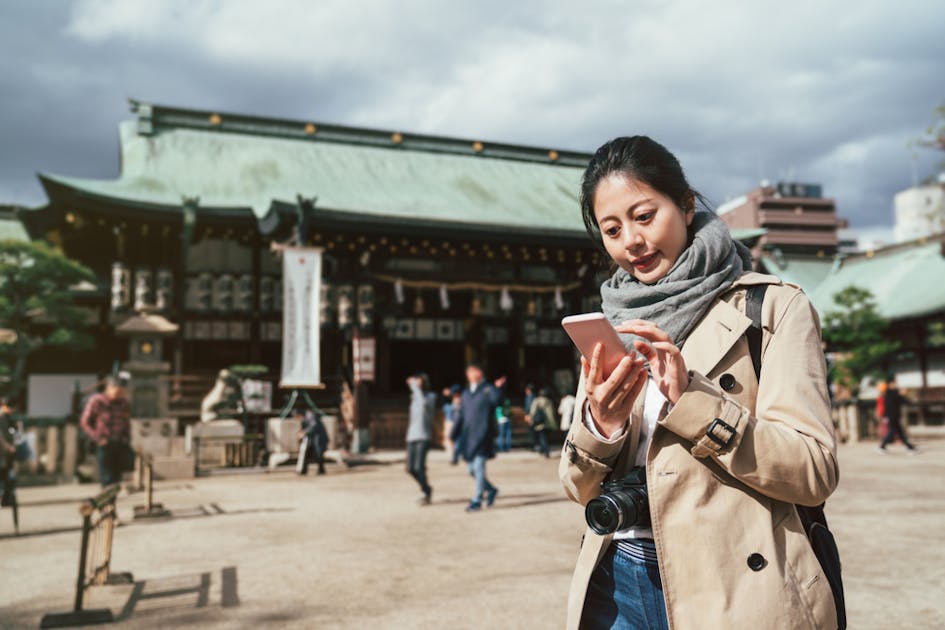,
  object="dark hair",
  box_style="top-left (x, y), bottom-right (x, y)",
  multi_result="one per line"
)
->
top-left (580, 136), bottom-right (708, 248)
top-left (0, 396), bottom-right (18, 409)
